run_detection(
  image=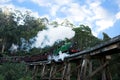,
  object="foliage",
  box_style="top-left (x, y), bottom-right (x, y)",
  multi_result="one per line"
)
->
top-left (18, 76), bottom-right (32, 80)
top-left (0, 11), bottom-right (18, 52)
top-left (73, 25), bottom-right (102, 50)
top-left (102, 32), bottom-right (111, 41)
top-left (0, 10), bottom-right (47, 54)
top-left (0, 62), bottom-right (31, 80)
top-left (0, 75), bottom-right (4, 80)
